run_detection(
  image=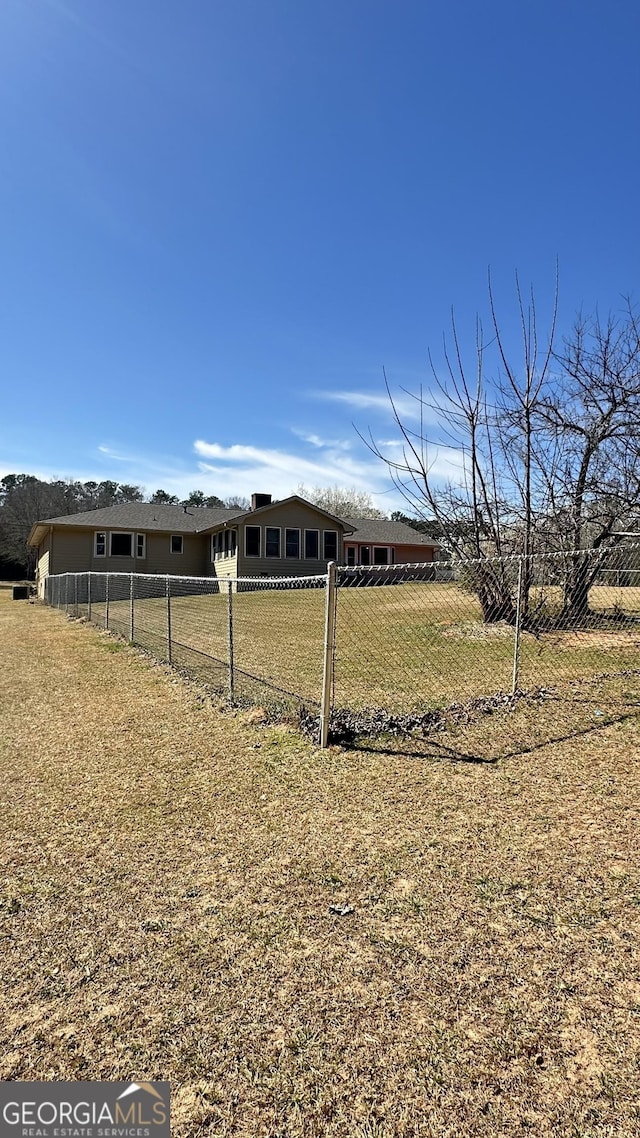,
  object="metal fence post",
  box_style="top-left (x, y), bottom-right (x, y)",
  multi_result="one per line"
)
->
top-left (320, 562), bottom-right (337, 748)
top-left (511, 557), bottom-right (524, 695)
top-left (87, 573), bottom-right (92, 622)
top-left (227, 580), bottom-right (235, 702)
top-left (73, 574), bottom-right (78, 616)
top-left (129, 573), bottom-right (135, 642)
top-left (166, 575), bottom-right (172, 664)
top-left (105, 574), bottom-right (110, 630)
